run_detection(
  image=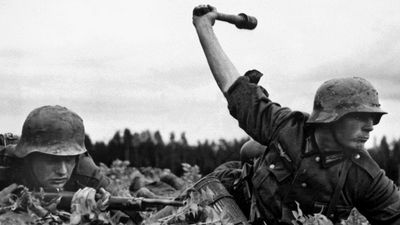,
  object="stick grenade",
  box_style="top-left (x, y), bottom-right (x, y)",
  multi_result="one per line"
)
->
top-left (193, 6), bottom-right (257, 30)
